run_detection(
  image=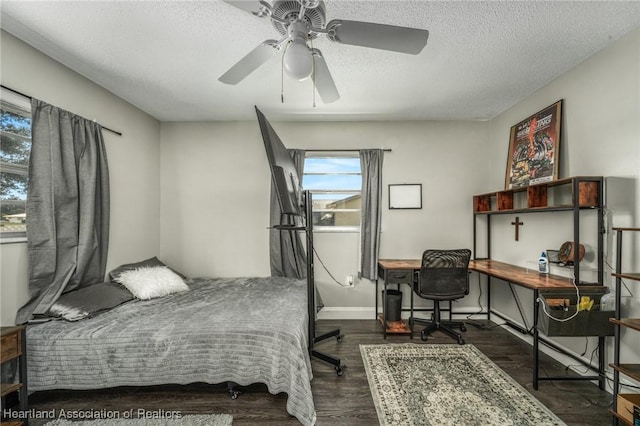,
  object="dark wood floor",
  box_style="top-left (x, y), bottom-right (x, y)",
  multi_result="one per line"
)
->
top-left (28, 320), bottom-right (612, 425)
